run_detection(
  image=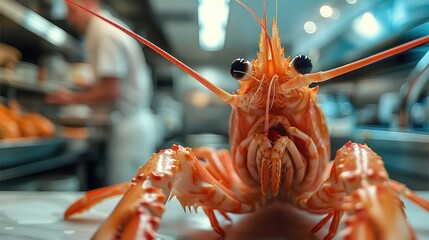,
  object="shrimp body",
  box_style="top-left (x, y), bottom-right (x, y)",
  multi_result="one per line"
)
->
top-left (63, 1), bottom-right (429, 239)
top-left (229, 21), bottom-right (329, 196)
